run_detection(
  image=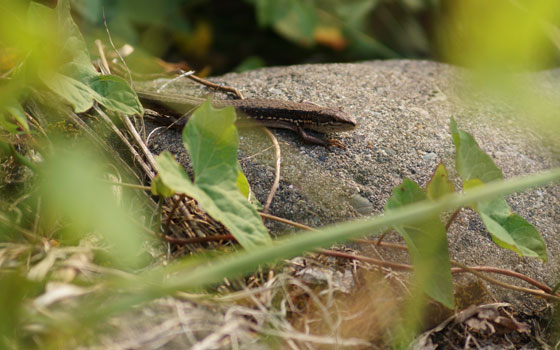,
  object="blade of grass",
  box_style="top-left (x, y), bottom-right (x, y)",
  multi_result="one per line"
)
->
top-left (62, 167), bottom-right (560, 325)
